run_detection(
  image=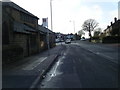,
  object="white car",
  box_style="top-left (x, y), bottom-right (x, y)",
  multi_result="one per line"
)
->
top-left (81, 38), bottom-right (85, 41)
top-left (55, 39), bottom-right (60, 43)
top-left (65, 39), bottom-right (71, 44)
